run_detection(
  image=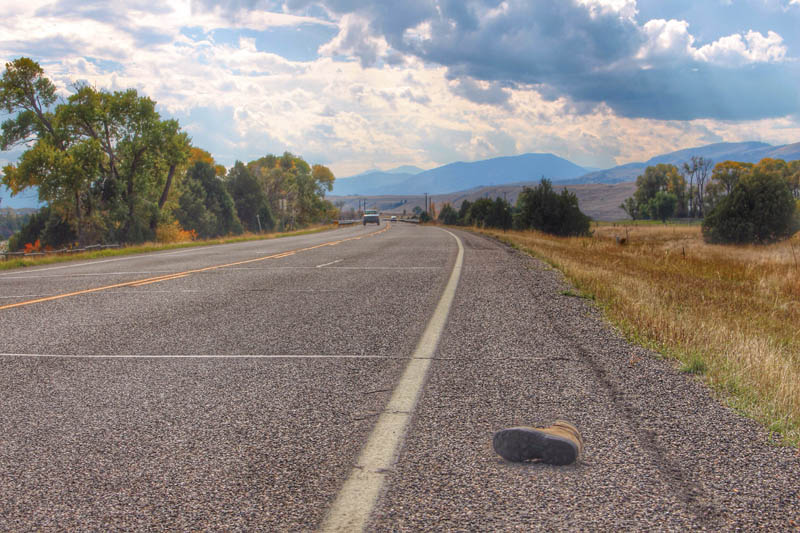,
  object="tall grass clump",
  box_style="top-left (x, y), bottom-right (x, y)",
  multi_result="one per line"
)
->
top-left (480, 223), bottom-right (800, 446)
